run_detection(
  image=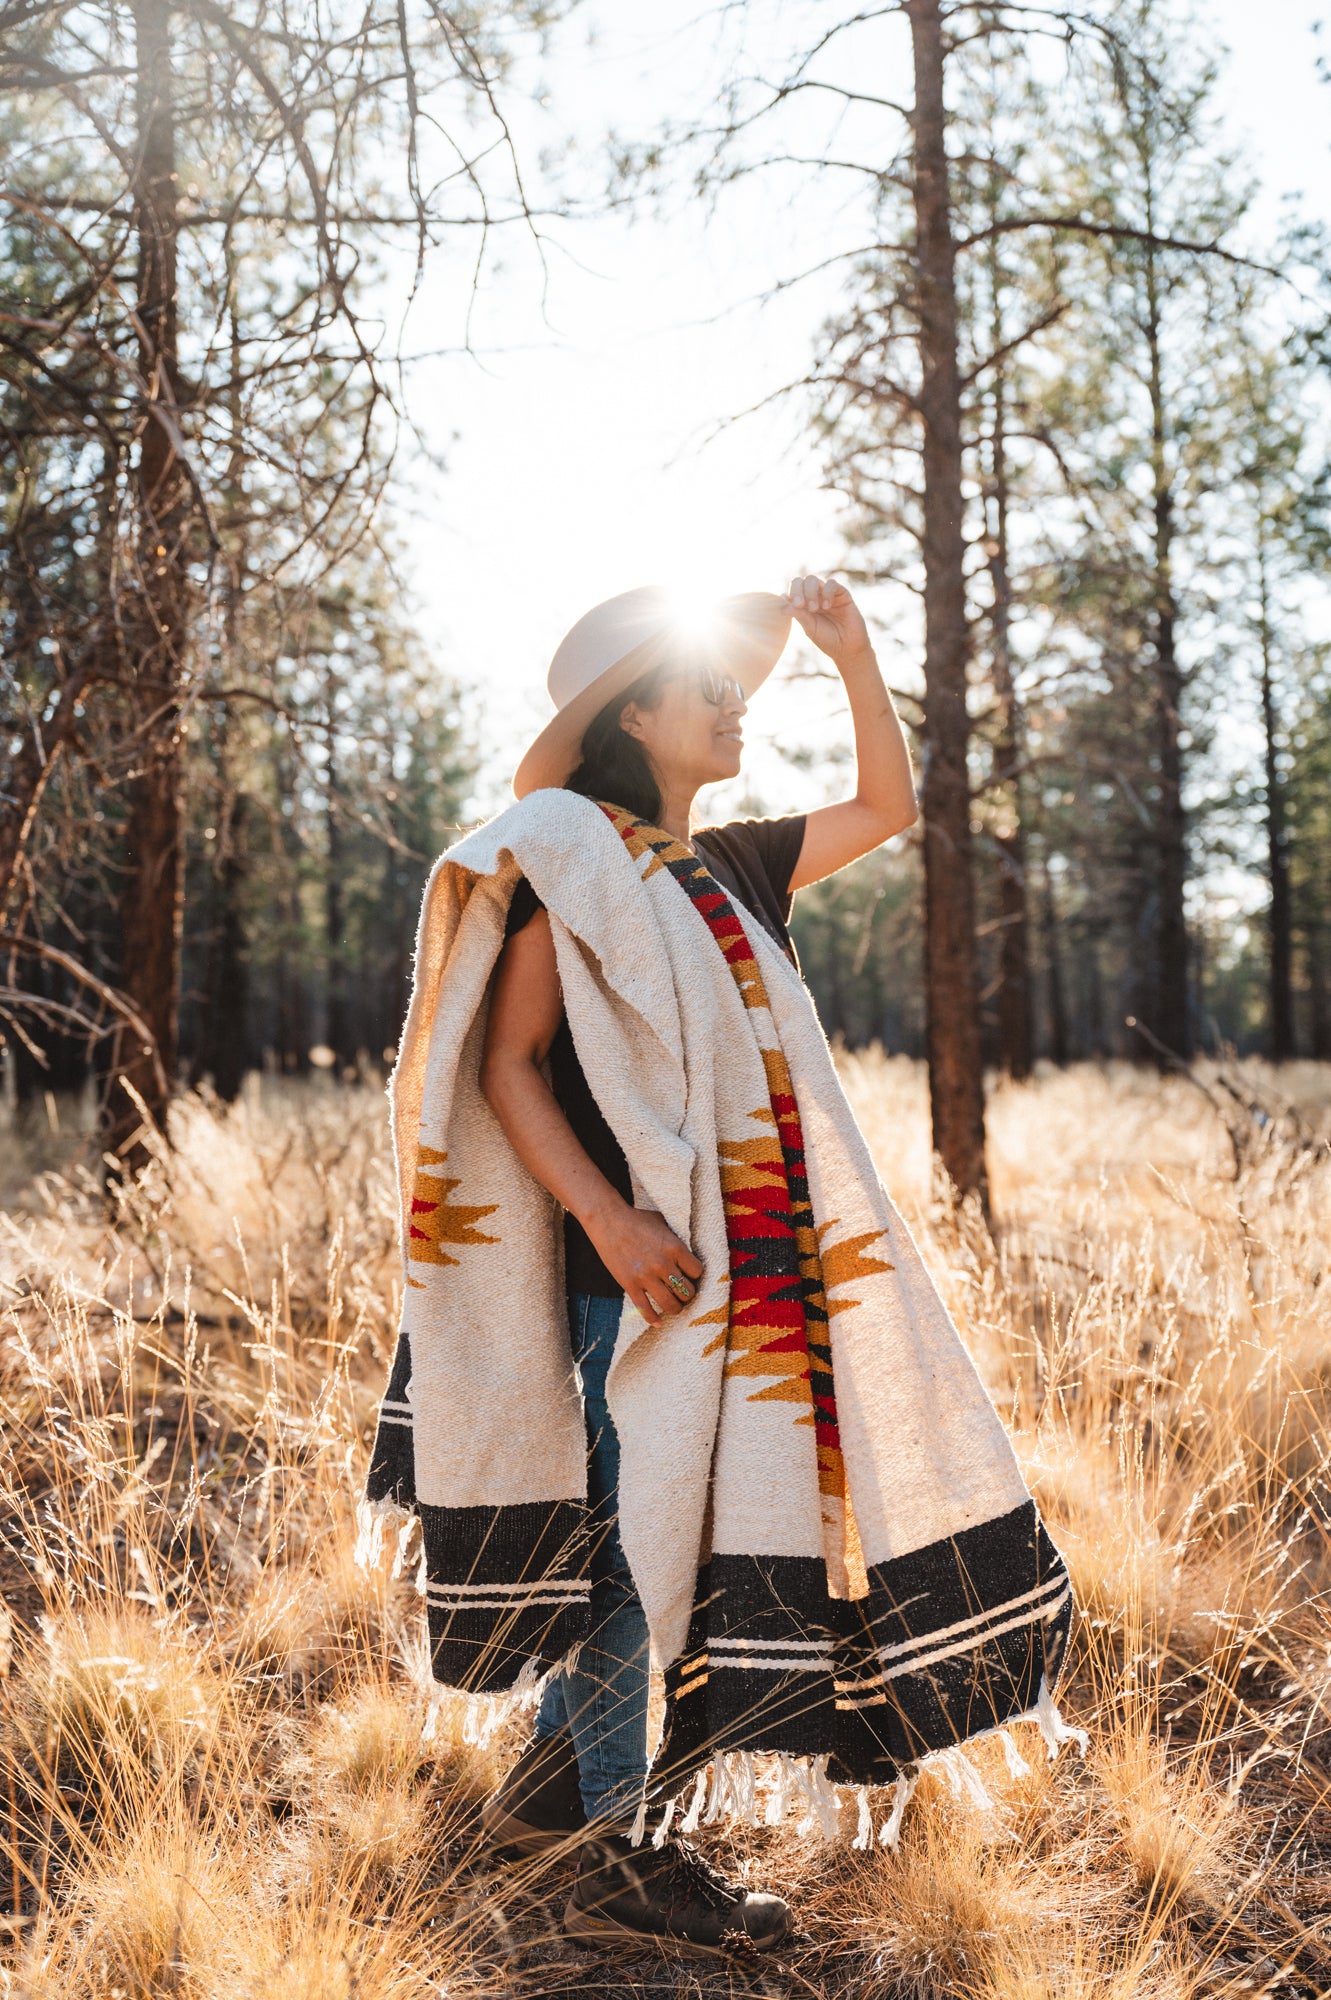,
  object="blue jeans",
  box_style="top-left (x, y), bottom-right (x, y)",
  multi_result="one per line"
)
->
top-left (533, 1291), bottom-right (651, 1826)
